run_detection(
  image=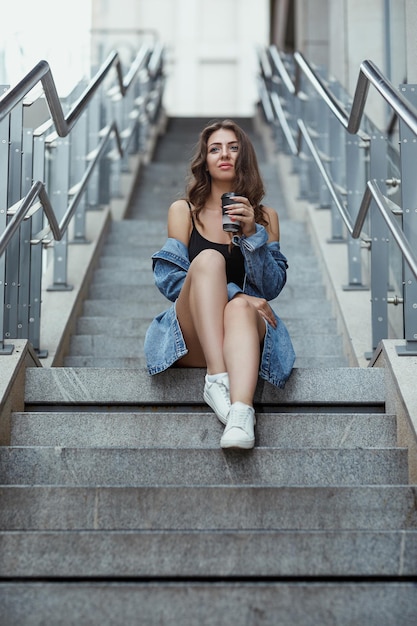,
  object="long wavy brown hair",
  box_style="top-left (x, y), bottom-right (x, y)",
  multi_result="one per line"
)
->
top-left (186, 119), bottom-right (268, 227)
